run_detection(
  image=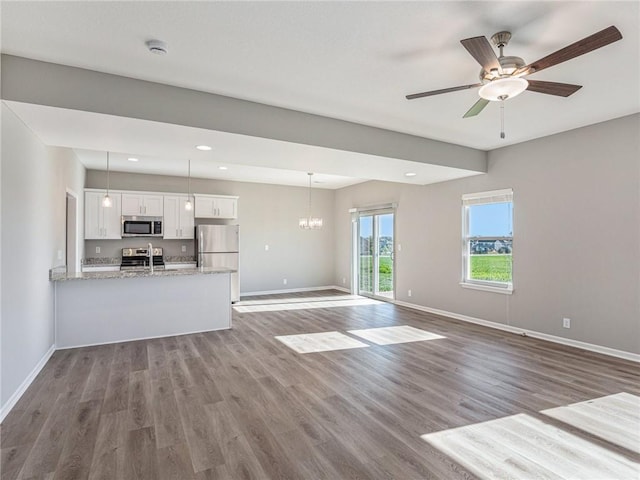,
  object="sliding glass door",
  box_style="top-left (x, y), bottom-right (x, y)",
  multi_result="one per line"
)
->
top-left (357, 212), bottom-right (394, 299)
